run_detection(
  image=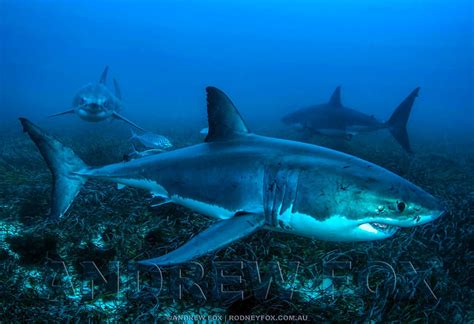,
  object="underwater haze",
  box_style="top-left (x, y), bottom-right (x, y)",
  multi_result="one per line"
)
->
top-left (0, 0), bottom-right (473, 322)
top-left (1, 0), bottom-right (473, 131)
